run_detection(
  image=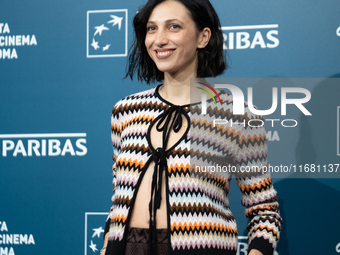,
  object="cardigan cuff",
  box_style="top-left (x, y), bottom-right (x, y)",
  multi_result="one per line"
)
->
top-left (248, 237), bottom-right (275, 255)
